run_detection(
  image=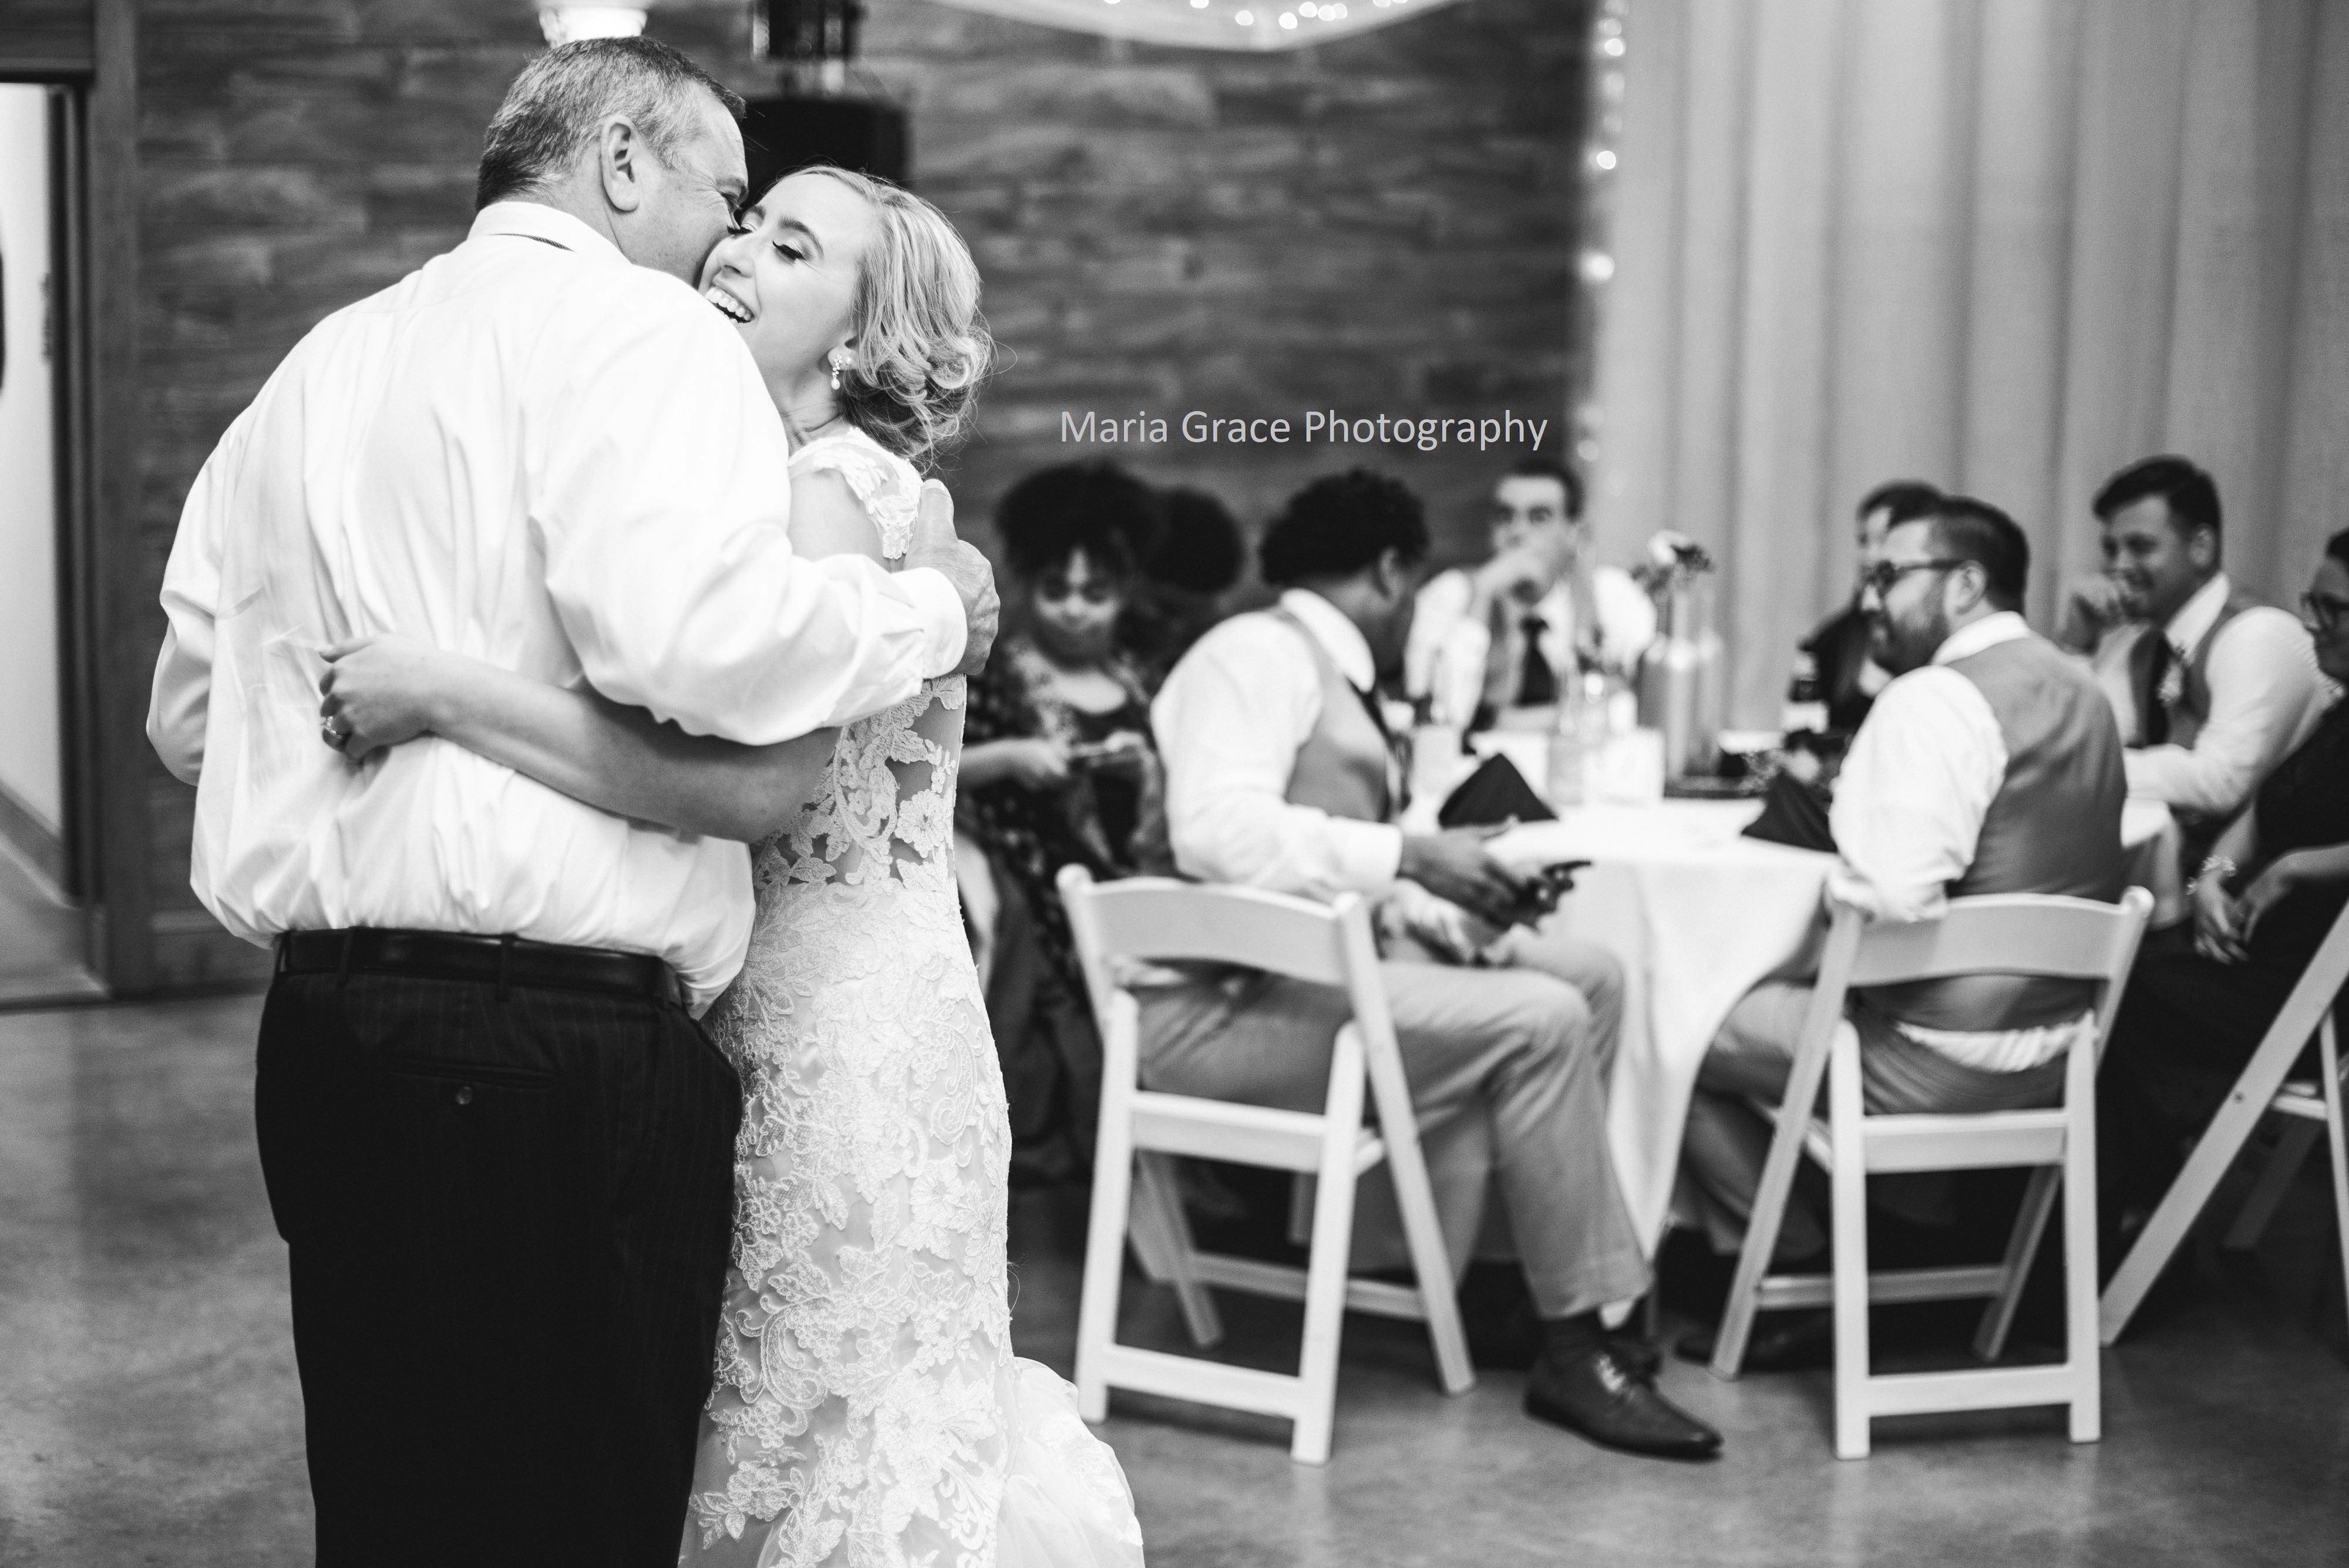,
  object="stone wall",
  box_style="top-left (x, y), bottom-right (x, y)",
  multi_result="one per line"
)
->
top-left (0, 0), bottom-right (95, 68)
top-left (133, 0), bottom-right (1587, 980)
top-left (854, 0), bottom-right (1590, 559)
